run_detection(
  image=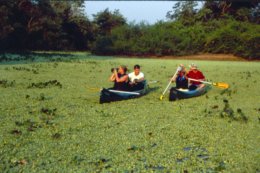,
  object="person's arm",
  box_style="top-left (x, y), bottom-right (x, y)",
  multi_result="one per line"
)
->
top-left (199, 71), bottom-right (205, 81)
top-left (115, 72), bottom-right (128, 82)
top-left (186, 72), bottom-right (193, 84)
top-left (137, 77), bottom-right (144, 82)
top-left (171, 75), bottom-right (177, 83)
top-left (109, 73), bottom-right (116, 81)
top-left (136, 73), bottom-right (144, 82)
top-left (116, 75), bottom-right (128, 82)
